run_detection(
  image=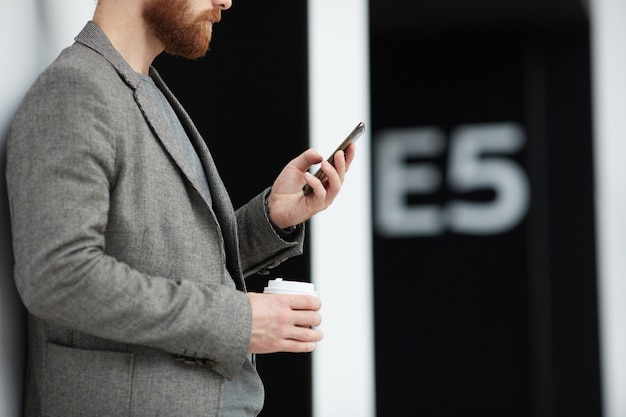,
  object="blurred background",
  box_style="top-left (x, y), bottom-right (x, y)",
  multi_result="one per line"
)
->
top-left (1, 1), bottom-right (624, 416)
